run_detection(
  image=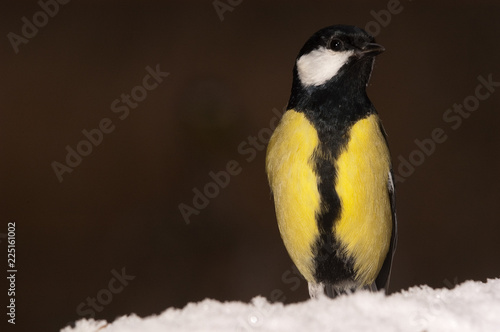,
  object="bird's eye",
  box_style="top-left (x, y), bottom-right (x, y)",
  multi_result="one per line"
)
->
top-left (329, 38), bottom-right (343, 51)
